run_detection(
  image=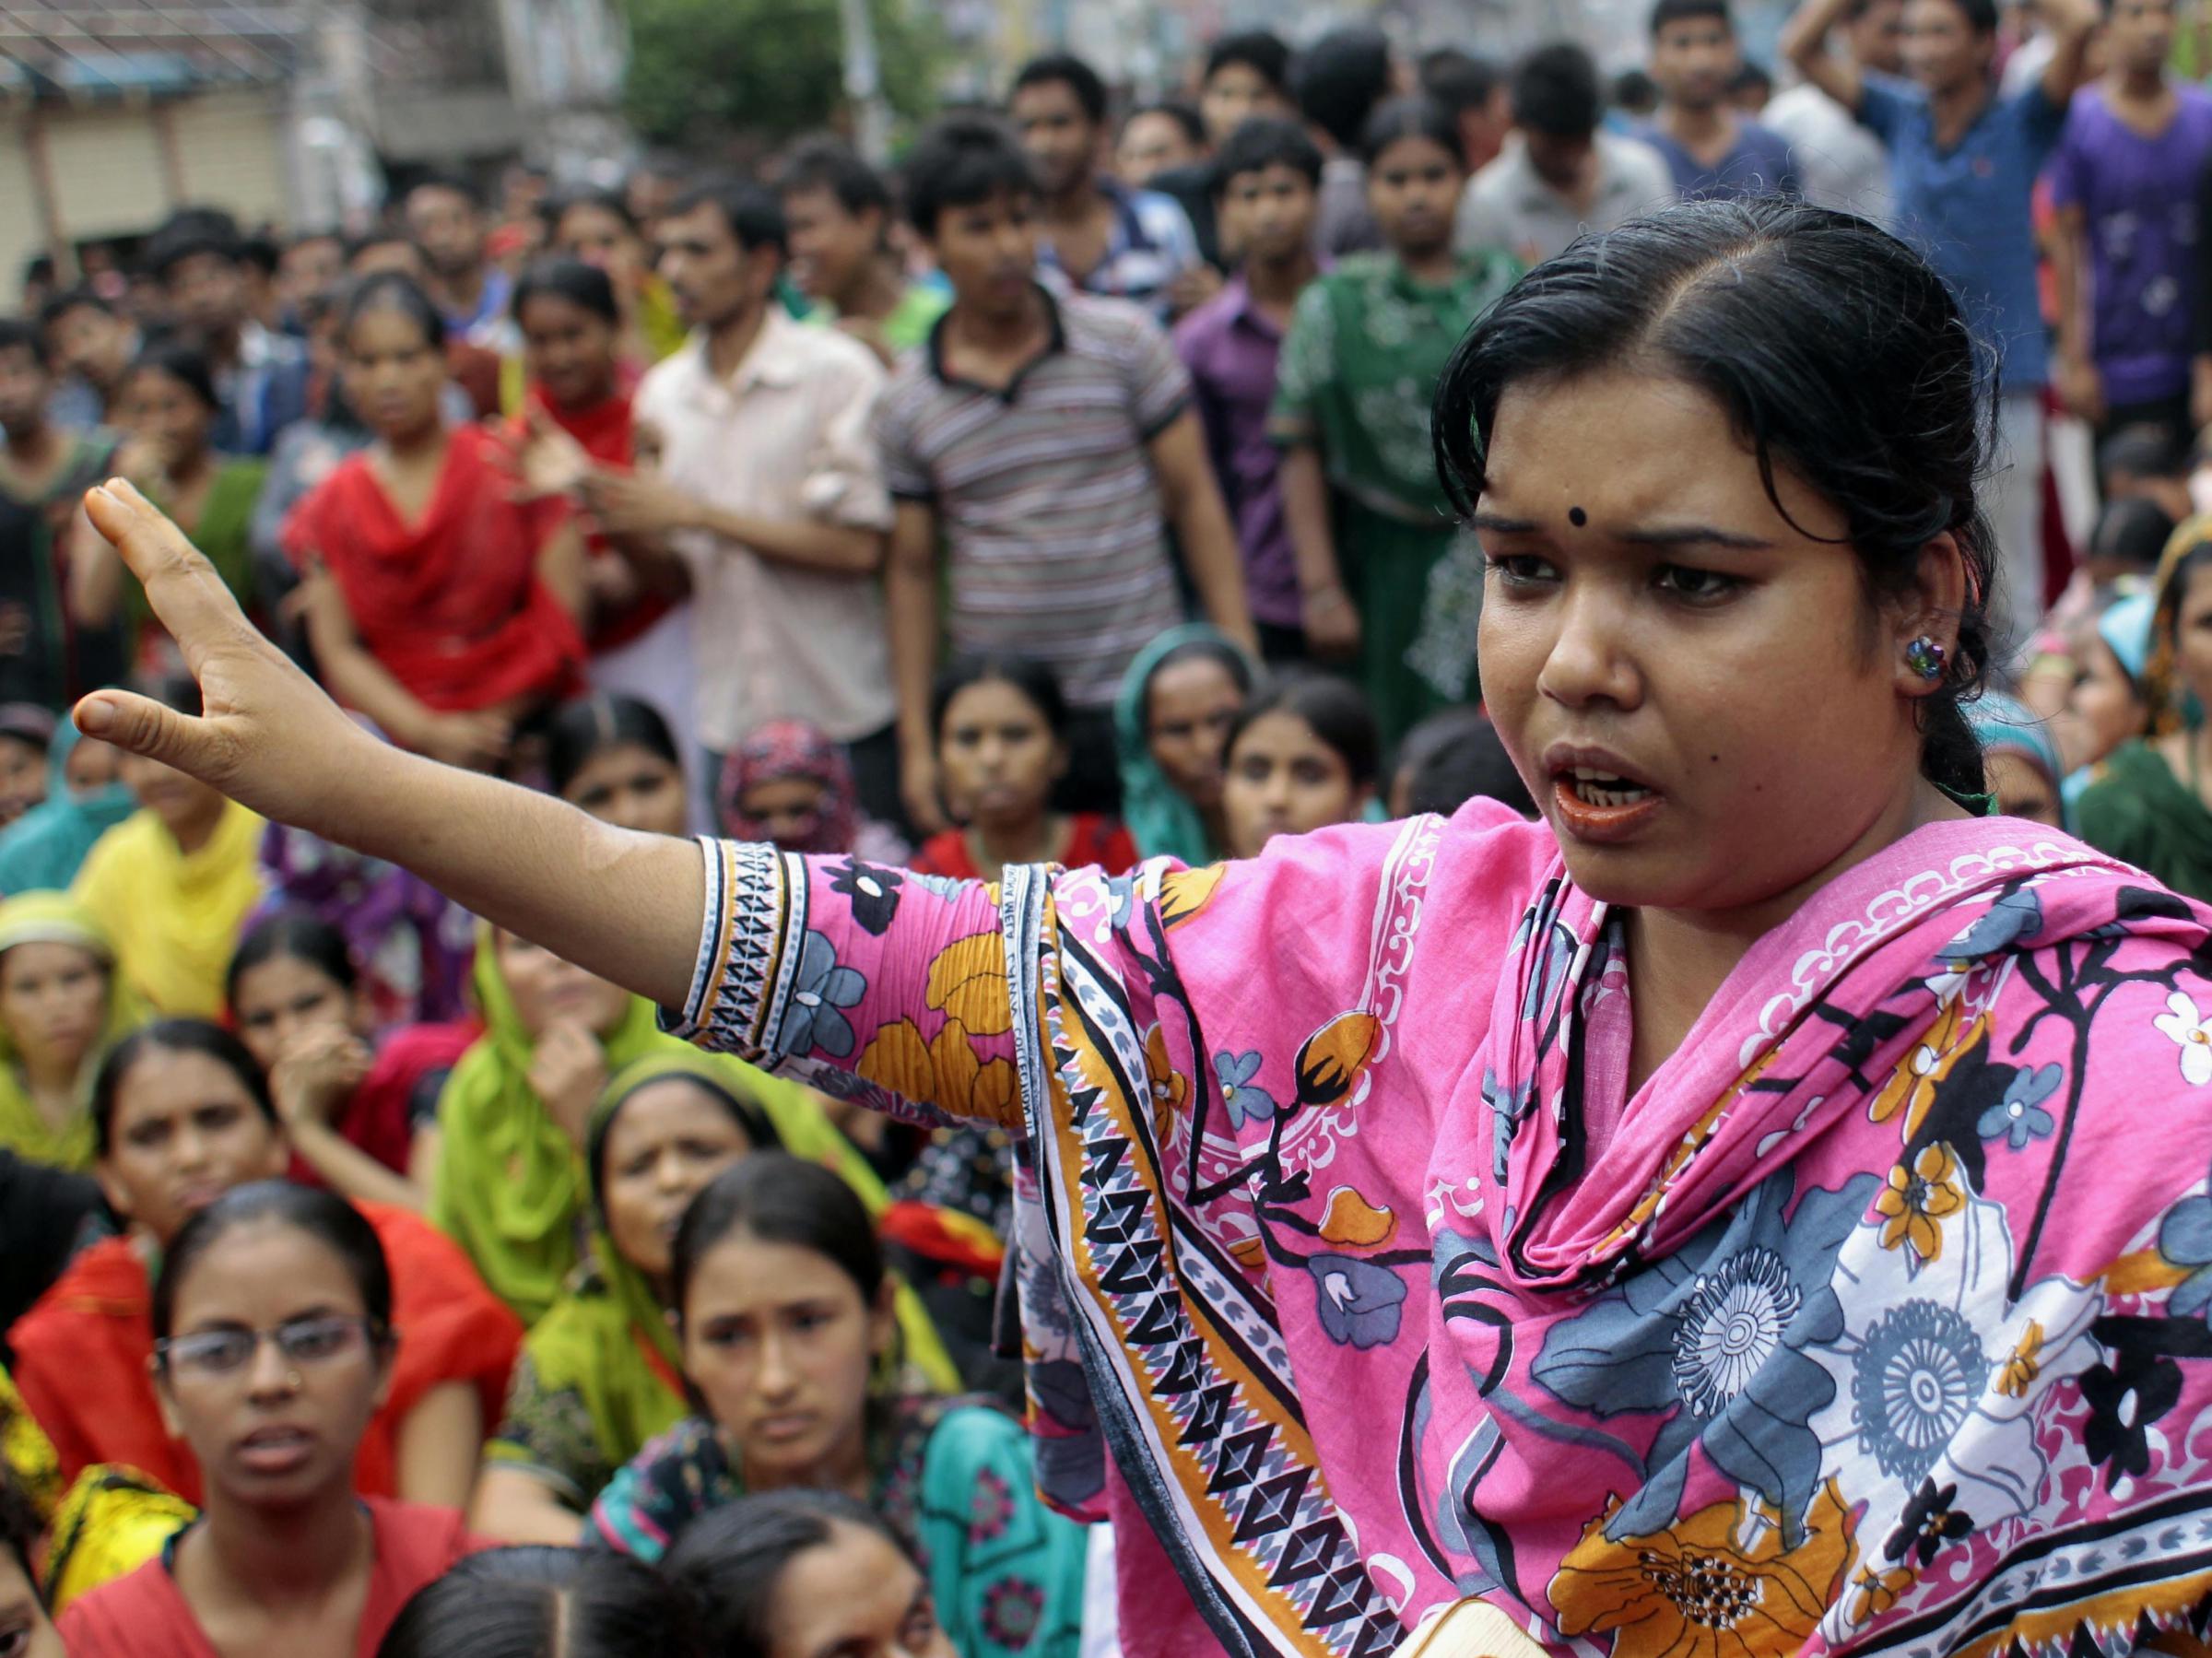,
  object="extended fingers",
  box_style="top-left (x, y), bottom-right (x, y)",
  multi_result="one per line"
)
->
top-left (84, 480), bottom-right (255, 654)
